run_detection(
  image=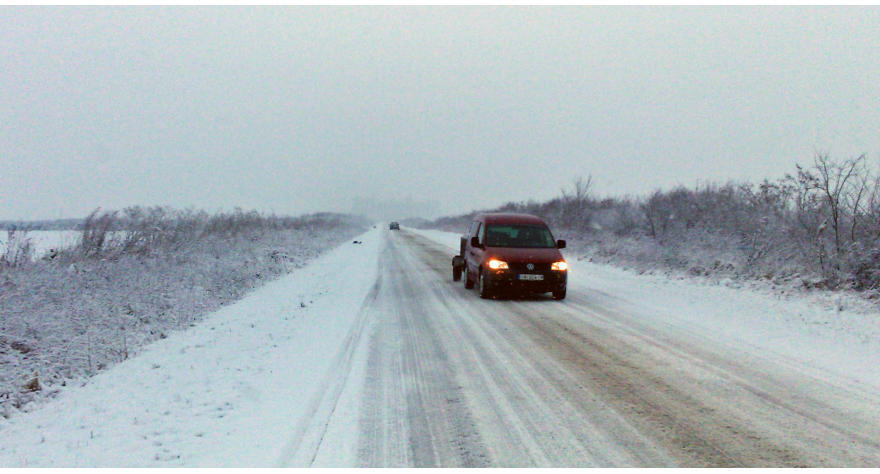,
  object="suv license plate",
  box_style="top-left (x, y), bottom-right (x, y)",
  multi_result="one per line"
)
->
top-left (519, 274), bottom-right (544, 281)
